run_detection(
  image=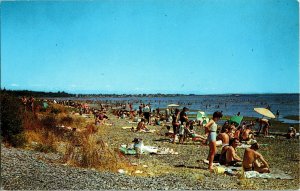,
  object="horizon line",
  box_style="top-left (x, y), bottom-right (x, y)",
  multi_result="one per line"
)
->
top-left (1, 88), bottom-right (299, 96)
